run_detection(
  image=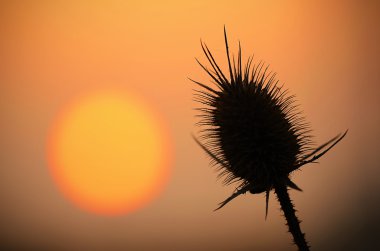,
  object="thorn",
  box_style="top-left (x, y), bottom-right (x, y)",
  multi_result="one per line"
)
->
top-left (286, 178), bottom-right (303, 192)
top-left (214, 185), bottom-right (249, 211)
top-left (293, 129), bottom-right (348, 171)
